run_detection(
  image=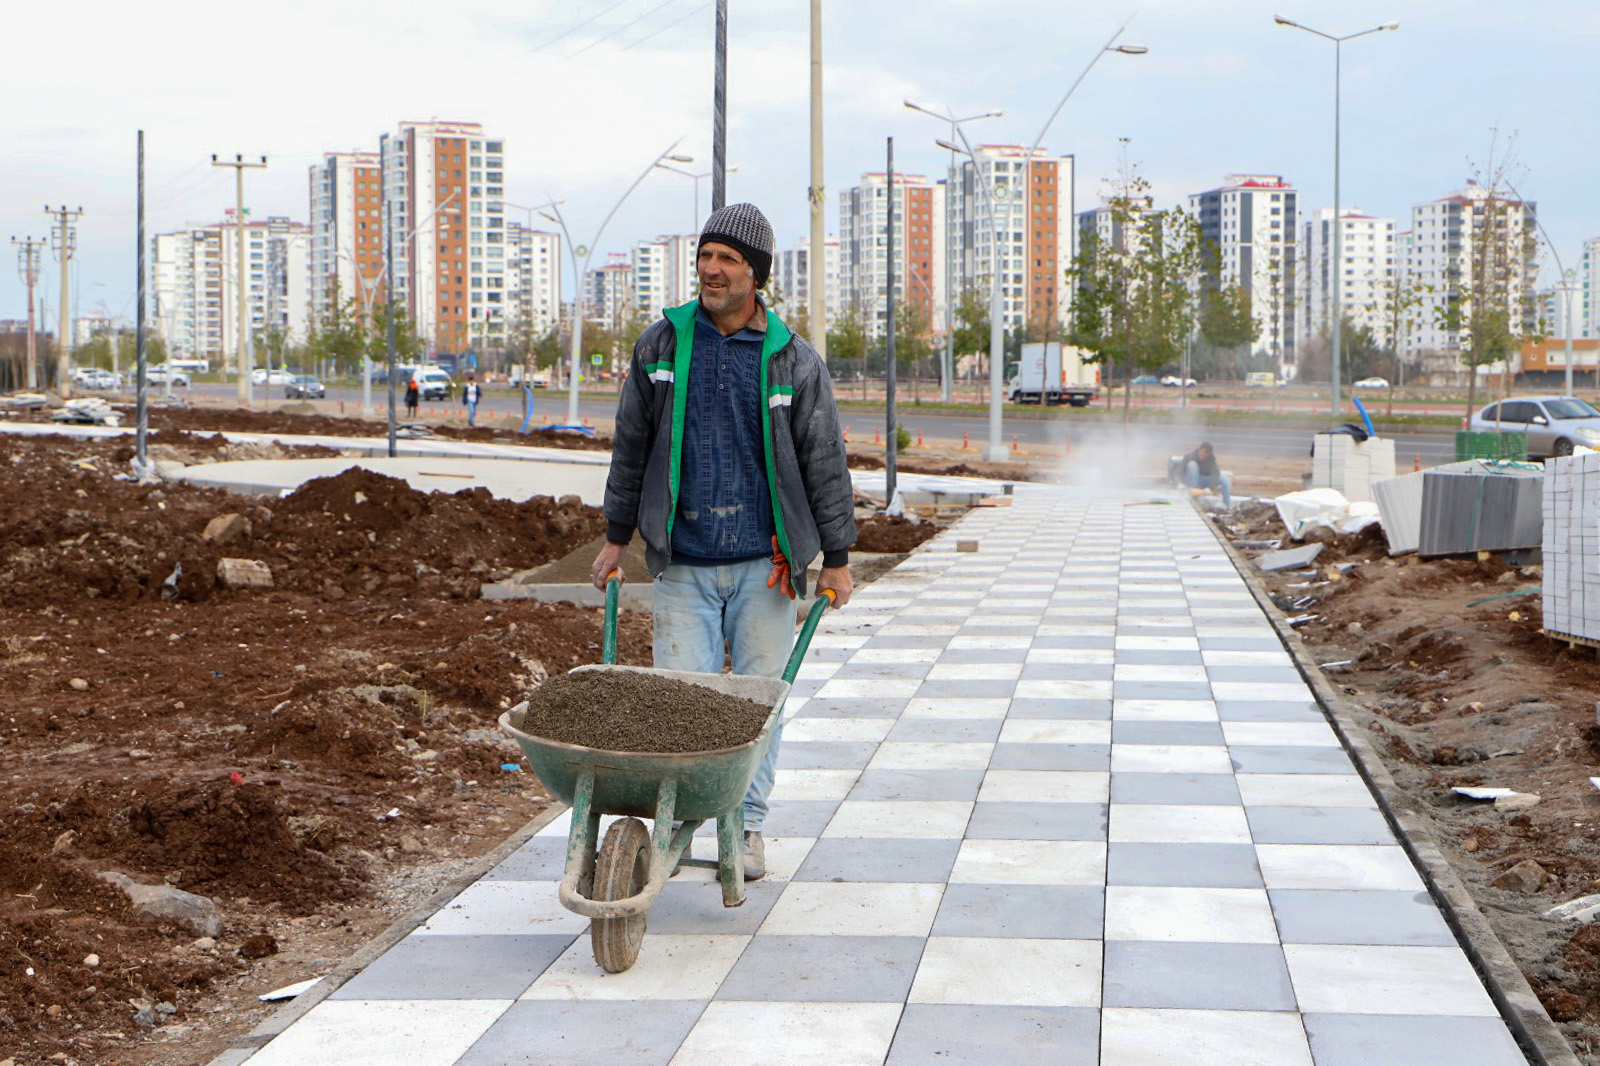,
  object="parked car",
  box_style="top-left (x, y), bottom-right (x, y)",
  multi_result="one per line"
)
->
top-left (75, 368), bottom-right (123, 390)
top-left (145, 365), bottom-right (190, 387)
top-left (1353, 377), bottom-right (1390, 389)
top-left (1159, 375), bottom-right (1197, 388)
top-left (412, 367), bottom-right (453, 402)
top-left (1130, 375), bottom-right (1161, 386)
top-left (1470, 396), bottom-right (1600, 458)
top-left (251, 368), bottom-right (293, 386)
top-left (284, 375), bottom-right (326, 399)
